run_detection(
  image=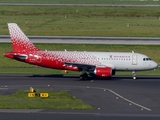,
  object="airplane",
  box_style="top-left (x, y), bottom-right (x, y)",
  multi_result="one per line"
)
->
top-left (4, 23), bottom-right (158, 80)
